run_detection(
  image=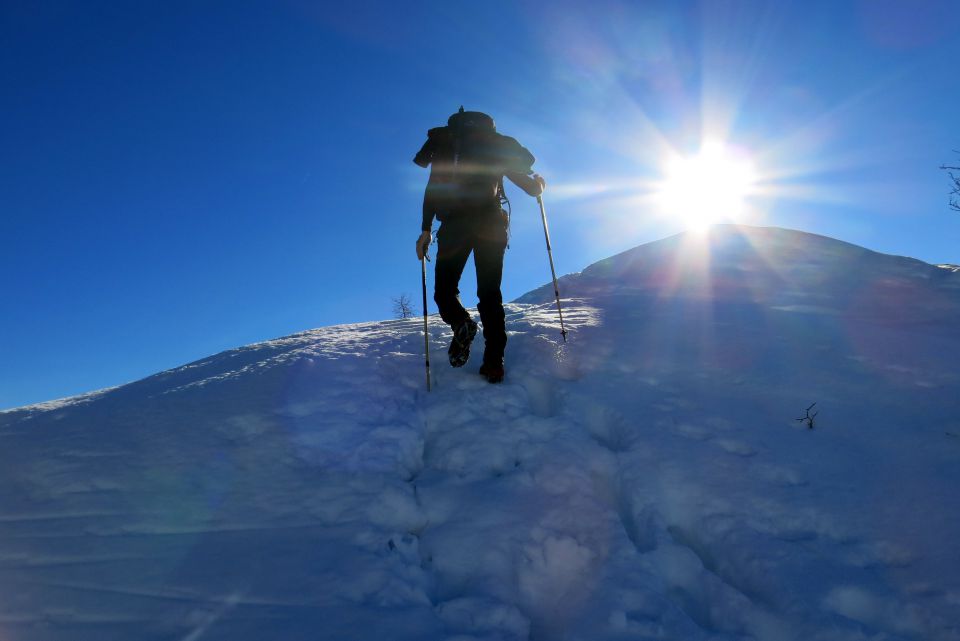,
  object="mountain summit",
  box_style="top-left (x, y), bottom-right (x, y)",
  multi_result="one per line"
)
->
top-left (521, 225), bottom-right (960, 321)
top-left (2, 226), bottom-right (958, 641)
